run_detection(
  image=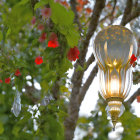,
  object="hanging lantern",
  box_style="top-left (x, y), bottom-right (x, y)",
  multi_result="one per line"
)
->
top-left (93, 25), bottom-right (138, 129)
